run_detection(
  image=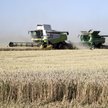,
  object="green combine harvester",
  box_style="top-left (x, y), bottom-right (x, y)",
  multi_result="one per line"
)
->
top-left (79, 30), bottom-right (108, 49)
top-left (9, 24), bottom-right (72, 49)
